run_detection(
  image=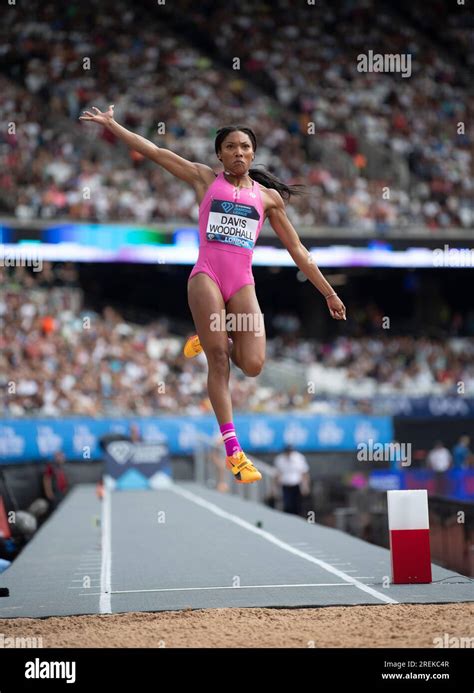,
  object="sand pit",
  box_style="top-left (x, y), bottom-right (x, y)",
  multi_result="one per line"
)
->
top-left (0, 602), bottom-right (472, 648)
